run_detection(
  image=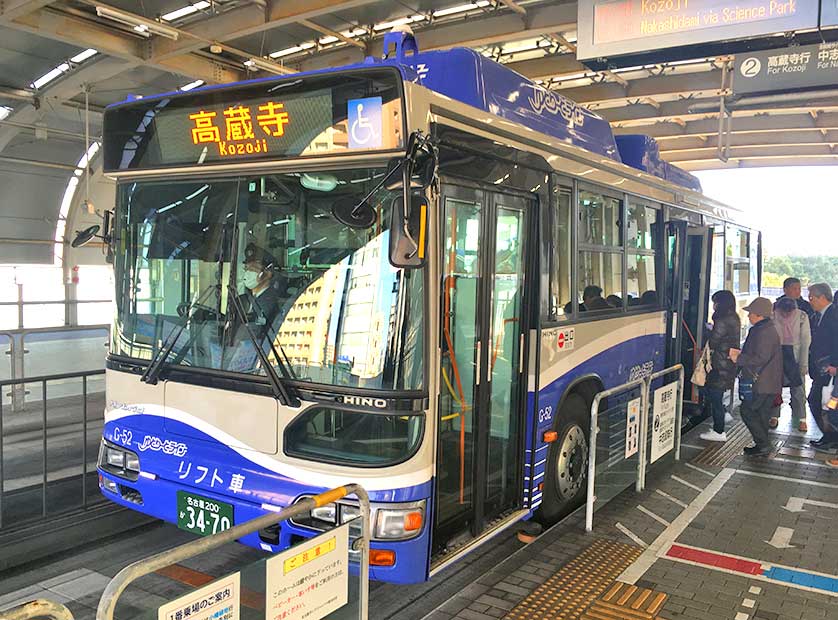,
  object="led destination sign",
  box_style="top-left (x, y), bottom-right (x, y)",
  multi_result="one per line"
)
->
top-left (102, 69), bottom-right (405, 173)
top-left (595, 0), bottom-right (804, 43)
top-left (578, 0), bottom-right (819, 62)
